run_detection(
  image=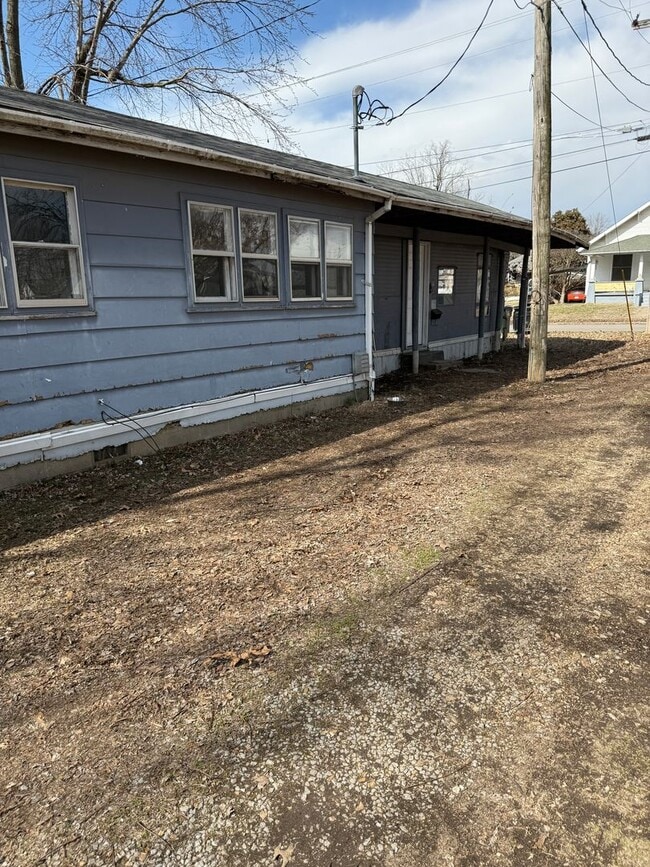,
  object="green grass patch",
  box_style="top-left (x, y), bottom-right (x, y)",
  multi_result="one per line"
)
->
top-left (548, 302), bottom-right (645, 322)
